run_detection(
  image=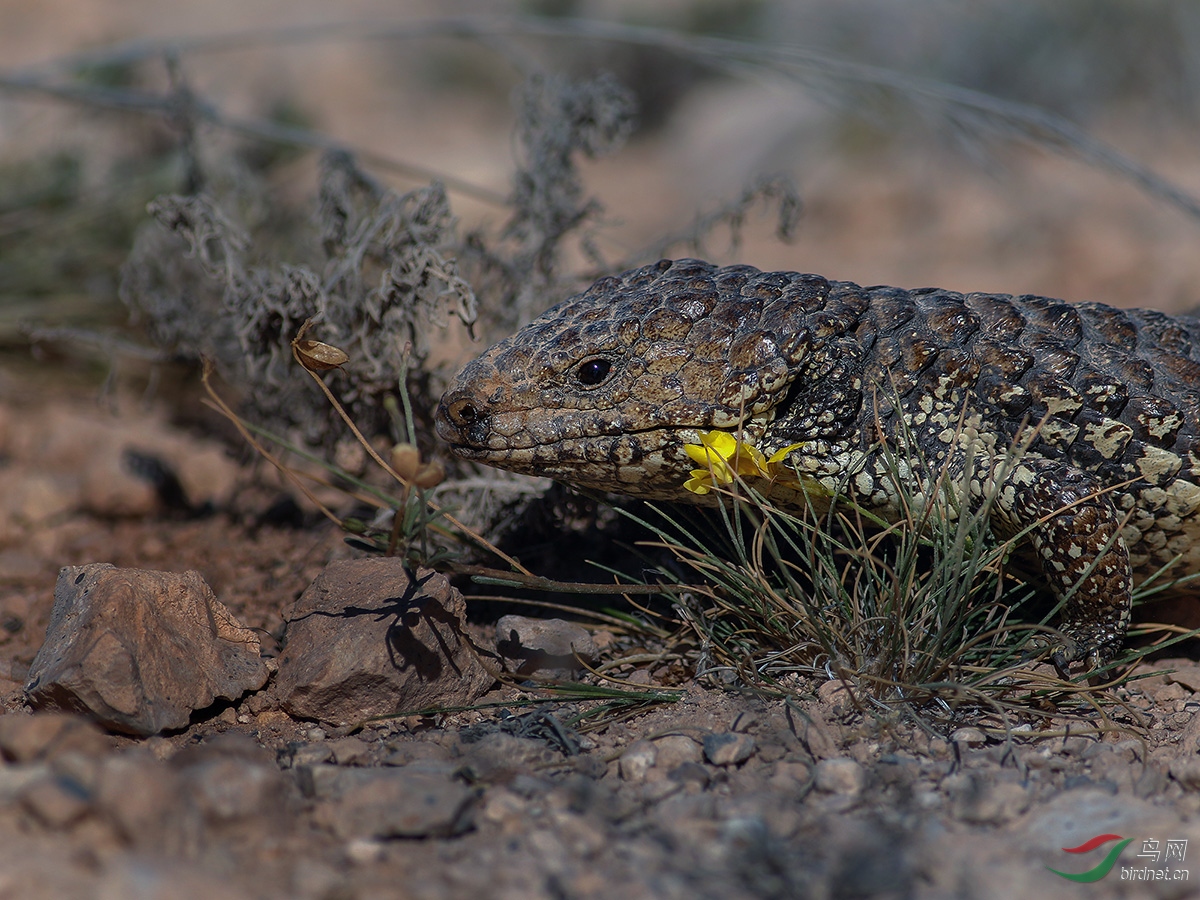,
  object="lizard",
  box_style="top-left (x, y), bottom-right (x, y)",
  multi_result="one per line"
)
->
top-left (436, 258), bottom-right (1200, 669)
